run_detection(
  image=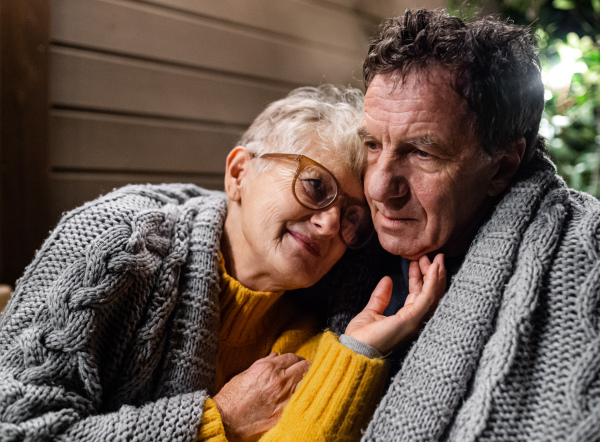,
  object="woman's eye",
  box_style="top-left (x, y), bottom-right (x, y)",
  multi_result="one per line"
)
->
top-left (365, 141), bottom-right (378, 150)
top-left (307, 178), bottom-right (322, 190)
top-left (301, 179), bottom-right (327, 199)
